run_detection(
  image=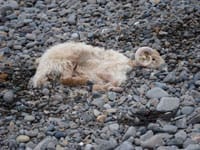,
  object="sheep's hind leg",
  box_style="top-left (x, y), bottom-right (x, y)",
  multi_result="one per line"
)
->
top-left (61, 76), bottom-right (89, 86)
top-left (92, 83), bottom-right (123, 92)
